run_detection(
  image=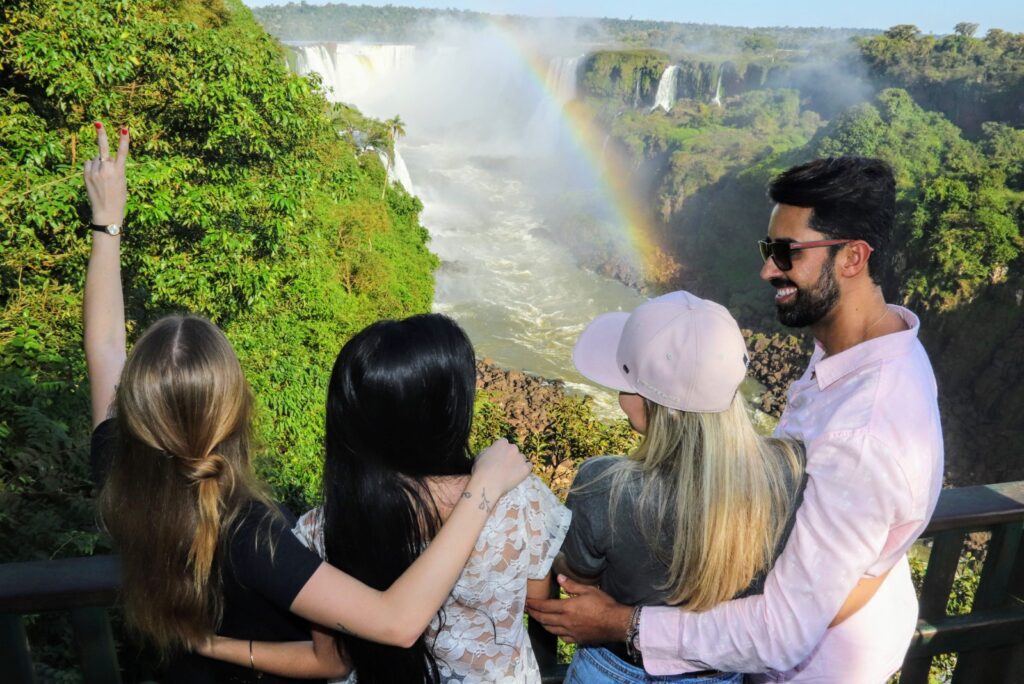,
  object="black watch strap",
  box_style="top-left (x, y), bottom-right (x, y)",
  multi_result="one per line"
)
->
top-left (91, 223), bottom-right (122, 236)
